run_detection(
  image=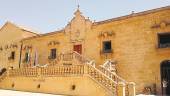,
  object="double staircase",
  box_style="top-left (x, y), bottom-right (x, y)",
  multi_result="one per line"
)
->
top-left (0, 51), bottom-right (135, 96)
top-left (55, 51), bottom-right (134, 96)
